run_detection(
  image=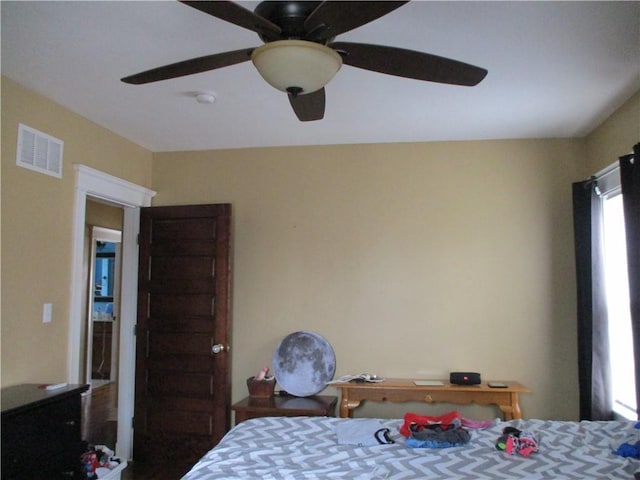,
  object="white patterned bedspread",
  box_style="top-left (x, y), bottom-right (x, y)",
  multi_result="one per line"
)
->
top-left (182, 416), bottom-right (639, 479)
